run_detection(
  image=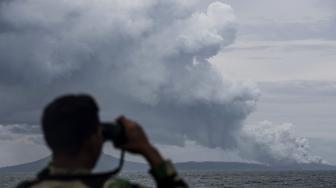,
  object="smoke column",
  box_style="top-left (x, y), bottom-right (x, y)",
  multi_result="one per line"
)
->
top-left (0, 0), bottom-right (322, 165)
